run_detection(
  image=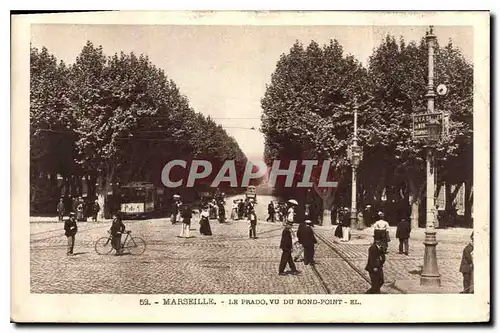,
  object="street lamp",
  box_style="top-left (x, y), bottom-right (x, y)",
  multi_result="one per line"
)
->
top-left (426, 118), bottom-right (441, 145)
top-left (348, 104), bottom-right (363, 230)
top-left (420, 26), bottom-right (442, 287)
